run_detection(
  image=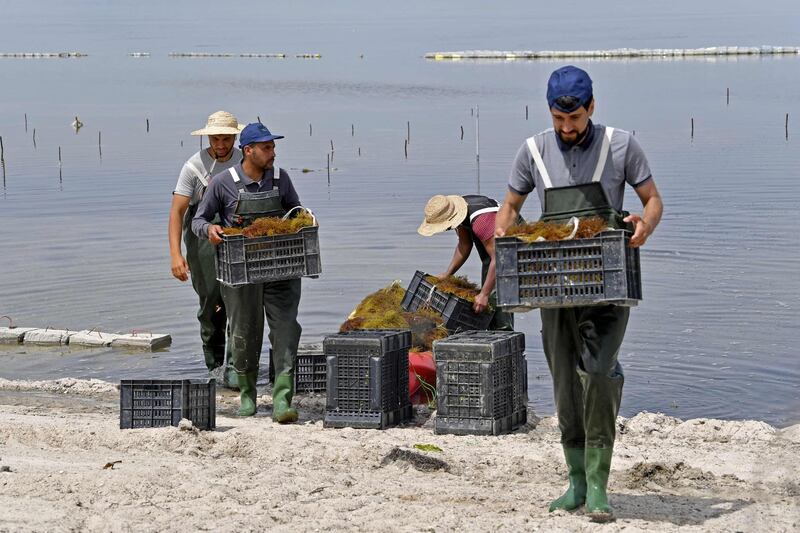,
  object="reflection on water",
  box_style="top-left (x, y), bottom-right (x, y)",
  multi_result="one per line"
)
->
top-left (1, 1), bottom-right (799, 427)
